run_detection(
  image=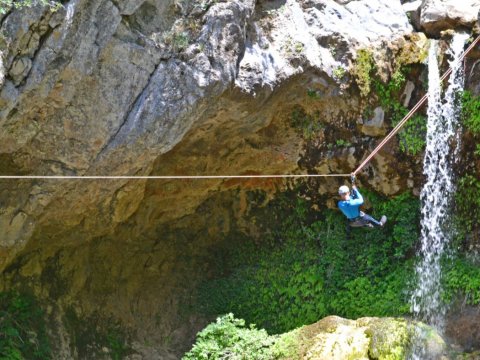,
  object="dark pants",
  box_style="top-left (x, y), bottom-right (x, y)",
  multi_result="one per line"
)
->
top-left (348, 211), bottom-right (382, 228)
